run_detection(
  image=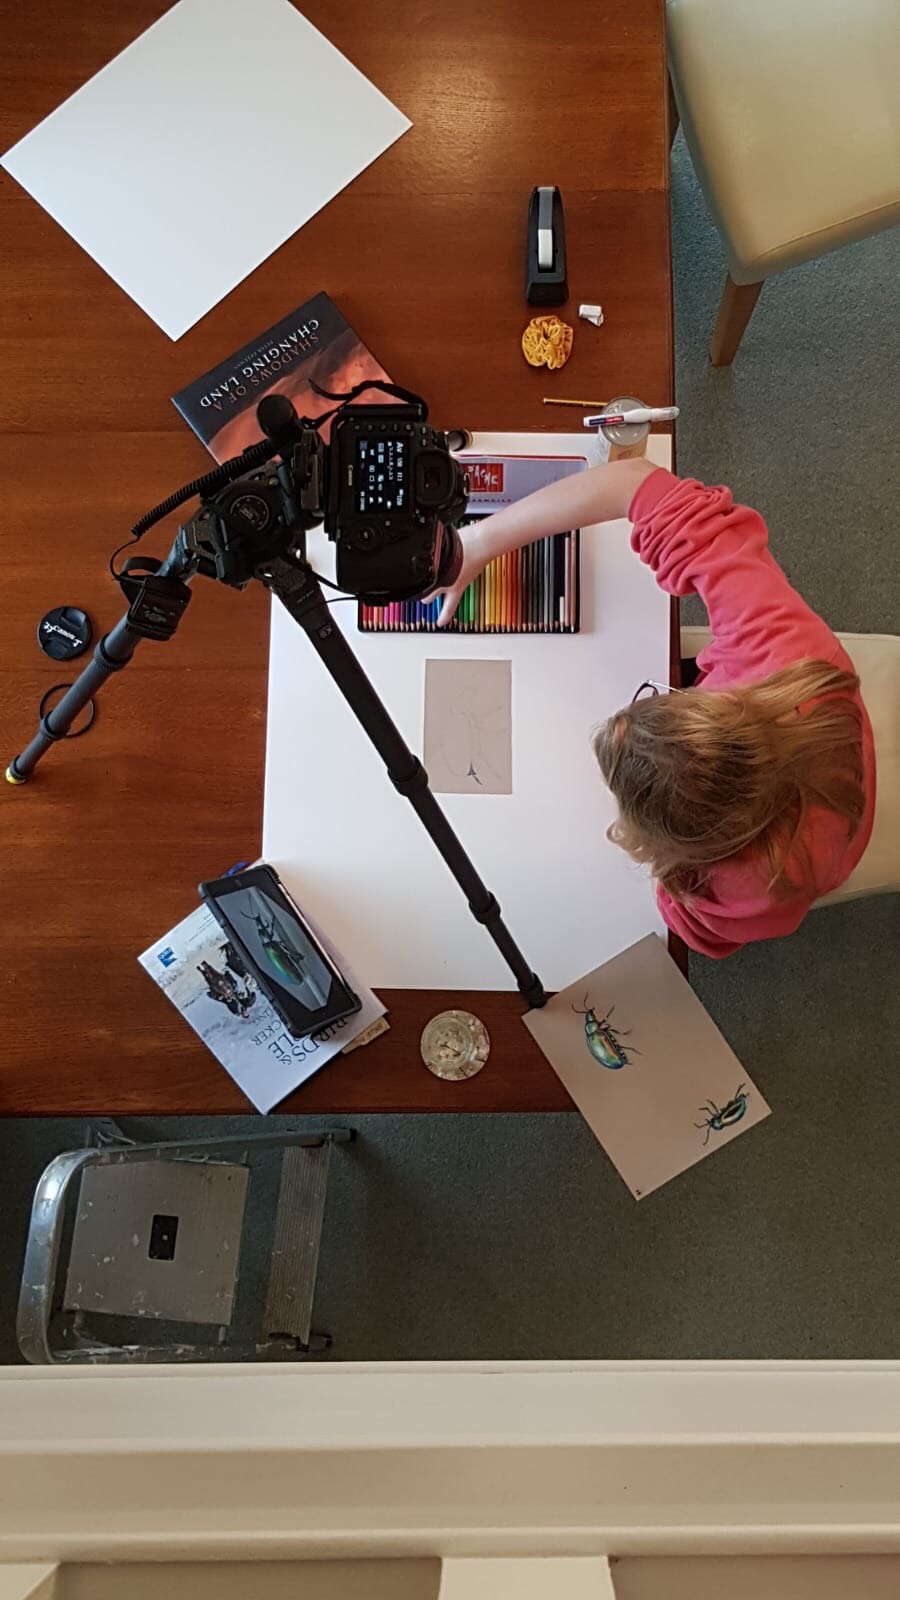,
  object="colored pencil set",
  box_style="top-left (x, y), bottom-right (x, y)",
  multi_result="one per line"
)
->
top-left (358, 530), bottom-right (581, 634)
